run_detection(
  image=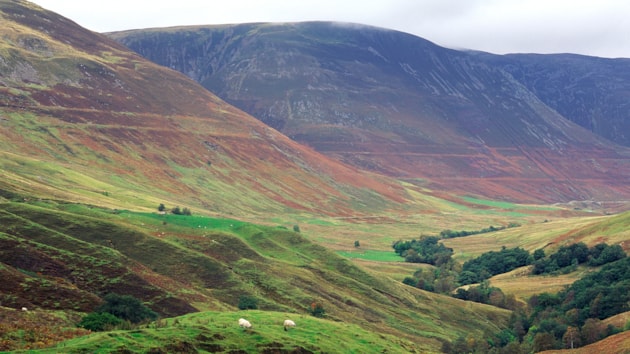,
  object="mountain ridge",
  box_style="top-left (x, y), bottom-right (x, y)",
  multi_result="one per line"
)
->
top-left (1, 5), bottom-right (411, 217)
top-left (109, 21), bottom-right (630, 205)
